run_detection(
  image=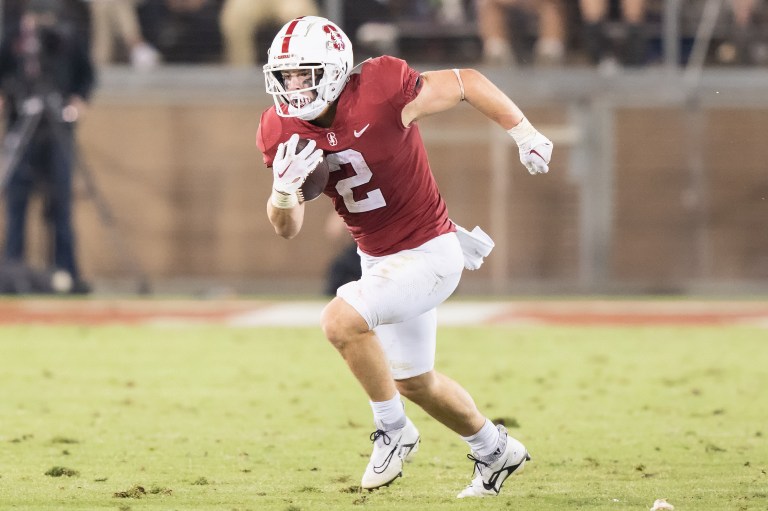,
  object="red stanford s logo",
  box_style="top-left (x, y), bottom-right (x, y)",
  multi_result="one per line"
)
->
top-left (327, 132), bottom-right (338, 146)
top-left (324, 25), bottom-right (345, 51)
